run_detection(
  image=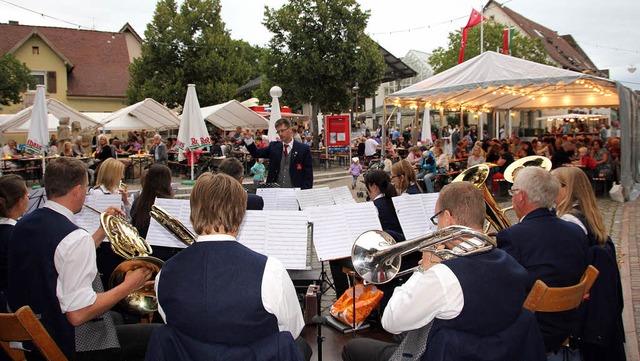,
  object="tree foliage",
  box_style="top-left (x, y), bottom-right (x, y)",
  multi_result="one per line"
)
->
top-left (429, 20), bottom-right (550, 75)
top-left (261, 0), bottom-right (385, 114)
top-left (127, 0), bottom-right (261, 108)
top-left (0, 53), bottom-right (35, 106)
